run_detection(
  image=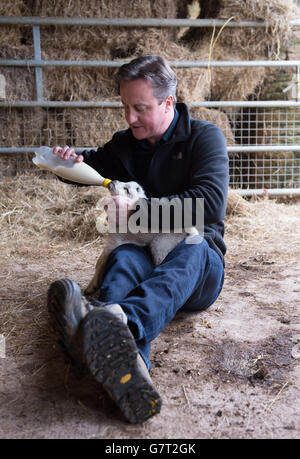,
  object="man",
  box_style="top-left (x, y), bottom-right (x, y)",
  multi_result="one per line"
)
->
top-left (48, 54), bottom-right (229, 424)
